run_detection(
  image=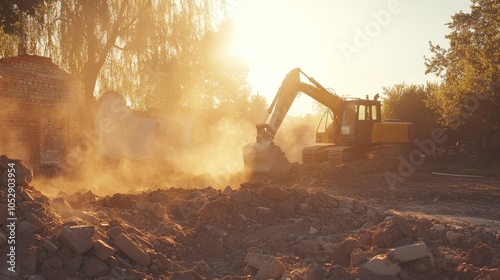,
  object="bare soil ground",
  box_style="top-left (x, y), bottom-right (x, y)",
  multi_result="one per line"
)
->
top-left (1, 158), bottom-right (500, 279)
